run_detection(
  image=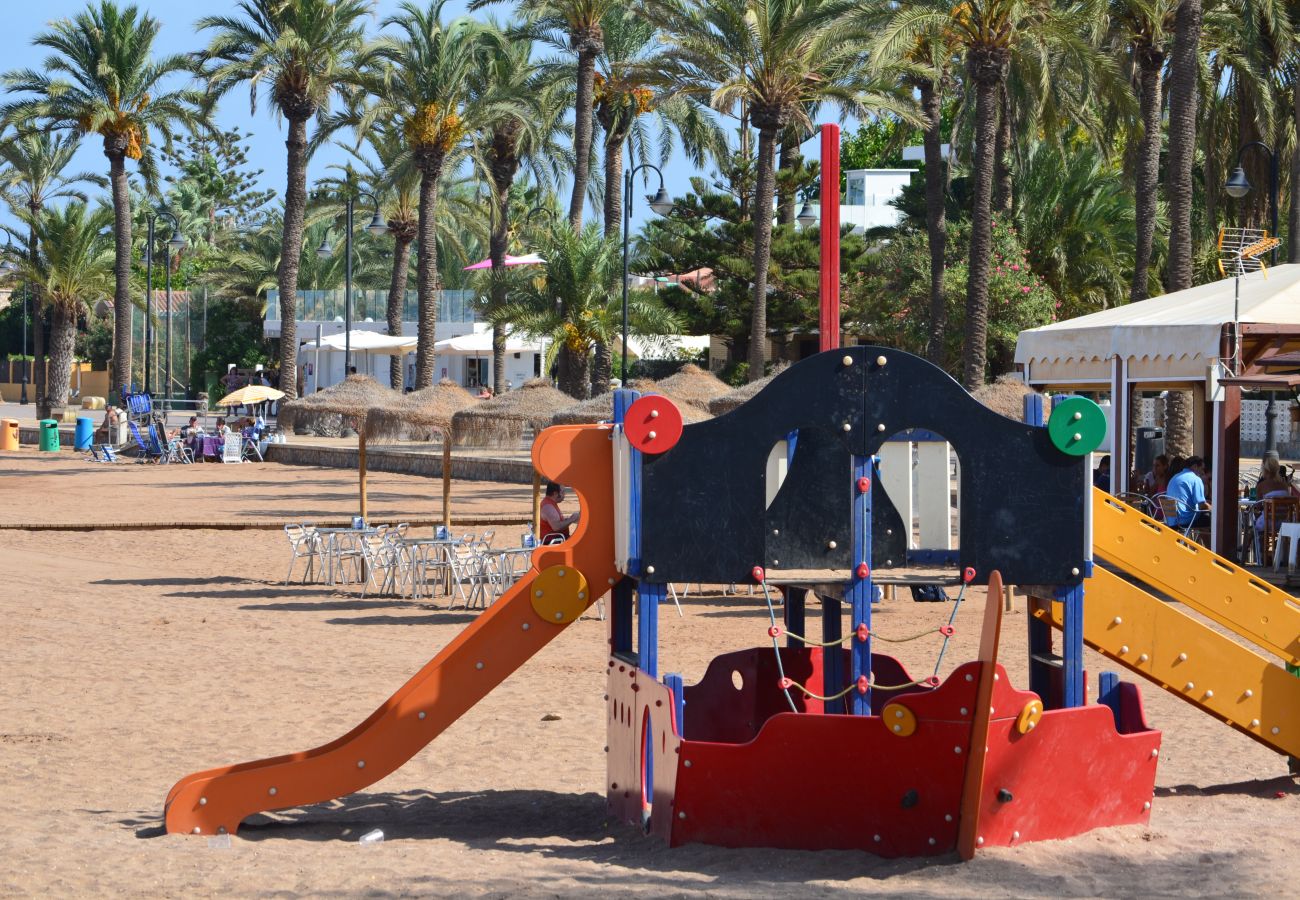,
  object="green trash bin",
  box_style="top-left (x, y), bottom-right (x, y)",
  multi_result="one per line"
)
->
top-left (38, 419), bottom-right (60, 452)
